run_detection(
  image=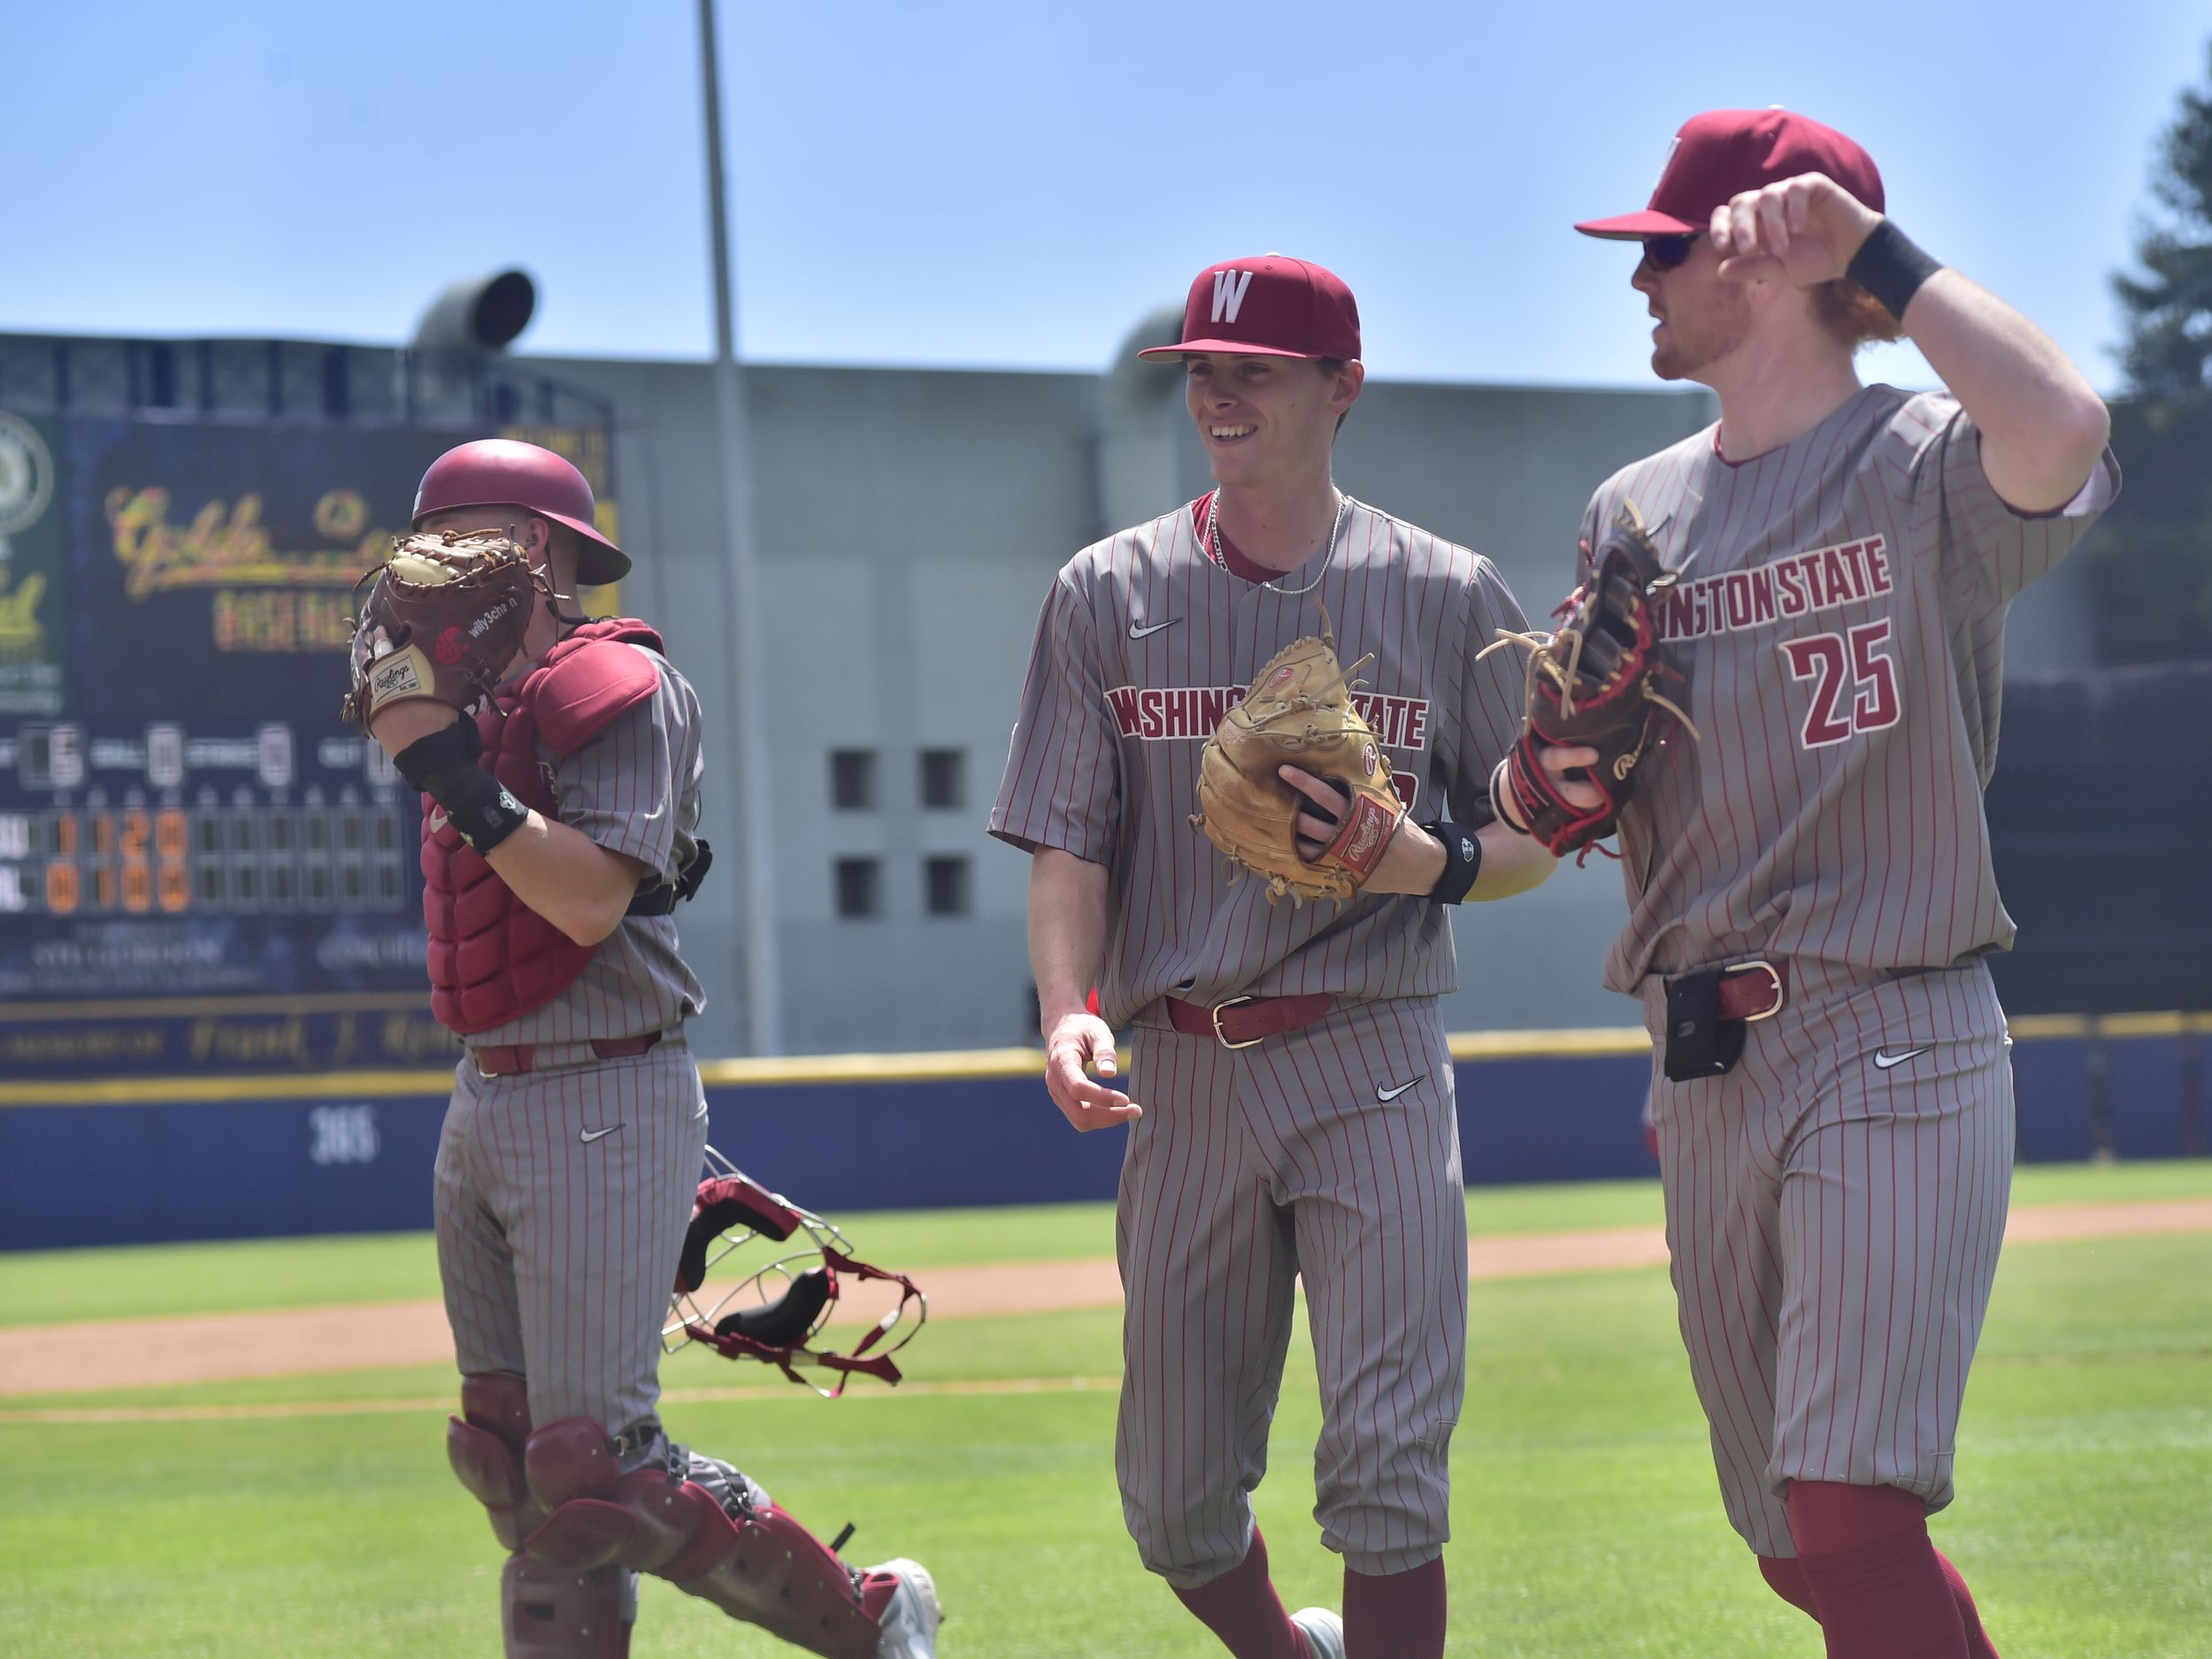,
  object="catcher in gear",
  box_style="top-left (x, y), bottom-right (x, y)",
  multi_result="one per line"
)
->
top-left (1483, 500), bottom-right (1694, 858)
top-left (357, 439), bottom-right (941, 1659)
top-left (991, 255), bottom-right (1556, 1659)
